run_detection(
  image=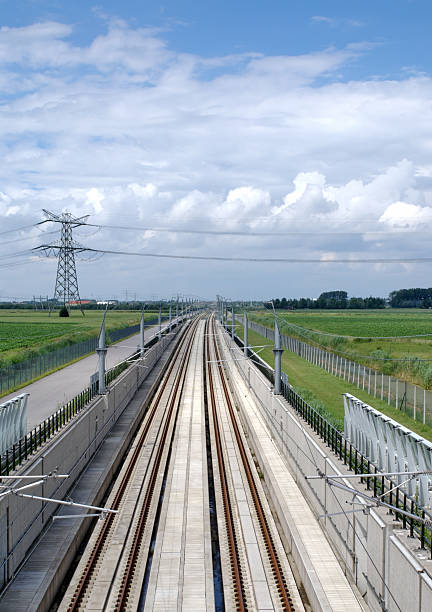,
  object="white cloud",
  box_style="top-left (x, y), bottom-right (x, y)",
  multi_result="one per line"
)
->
top-left (86, 187), bottom-right (104, 214)
top-left (379, 201), bottom-right (432, 228)
top-left (1, 20), bottom-right (432, 297)
top-left (311, 16), bottom-right (336, 25)
top-left (311, 16), bottom-right (365, 28)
